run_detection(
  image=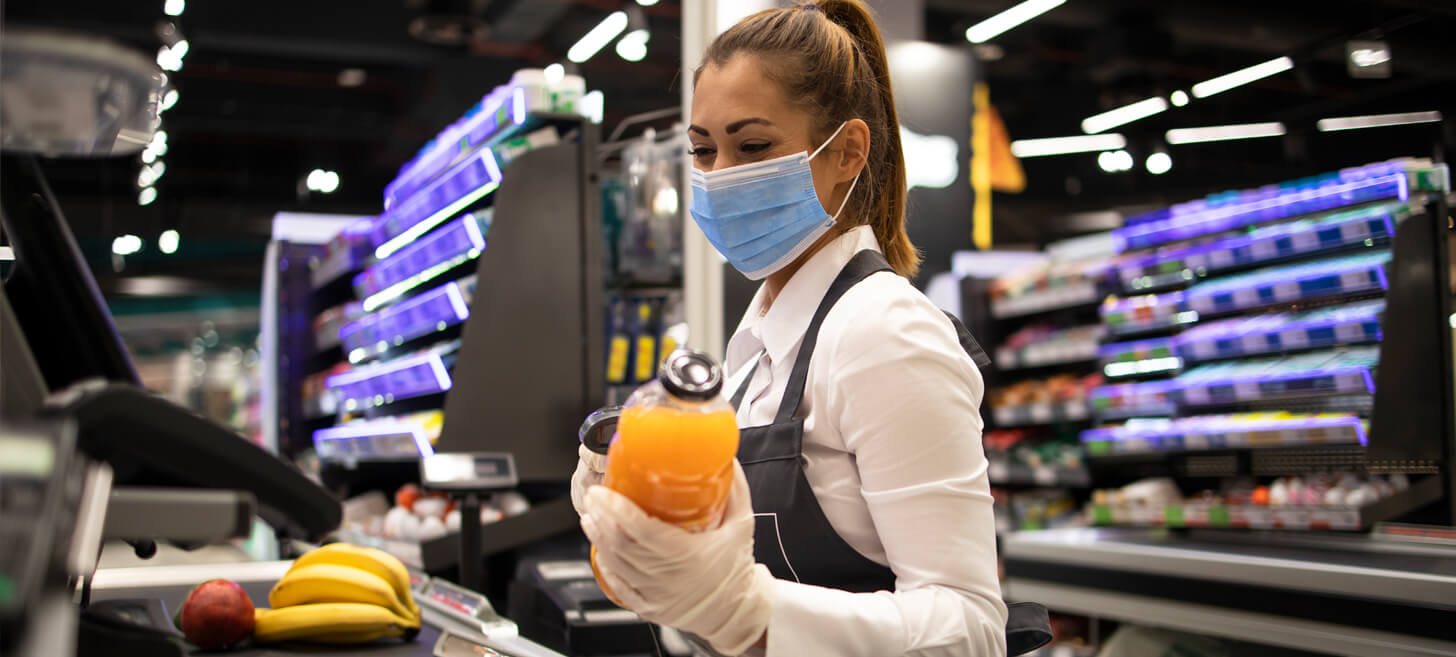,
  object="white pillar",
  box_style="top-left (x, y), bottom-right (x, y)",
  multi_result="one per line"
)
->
top-left (681, 0), bottom-right (776, 360)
